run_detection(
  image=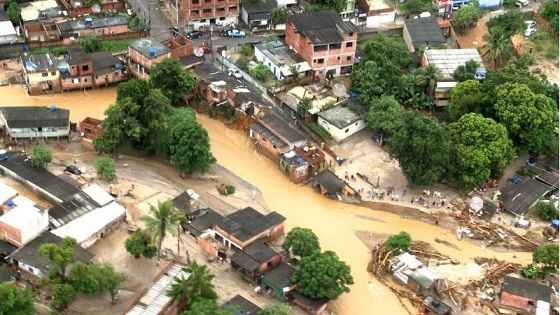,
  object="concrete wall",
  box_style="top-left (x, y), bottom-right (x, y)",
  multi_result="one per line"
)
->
top-left (94, 70), bottom-right (126, 87)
